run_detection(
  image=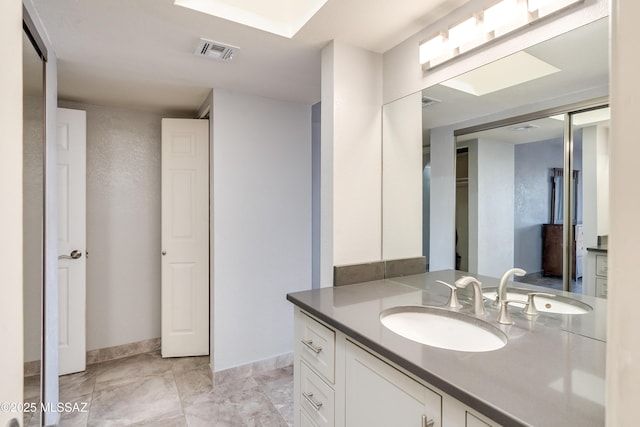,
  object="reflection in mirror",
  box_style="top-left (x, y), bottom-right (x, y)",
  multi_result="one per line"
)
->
top-left (454, 105), bottom-right (610, 296)
top-left (23, 22), bottom-right (45, 427)
top-left (381, 17), bottom-right (609, 298)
